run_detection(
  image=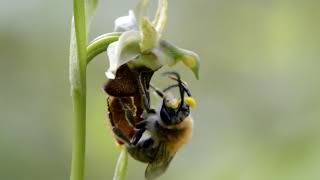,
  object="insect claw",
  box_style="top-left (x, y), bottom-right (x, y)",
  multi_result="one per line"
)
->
top-left (135, 120), bottom-right (148, 129)
top-left (131, 127), bottom-right (146, 145)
